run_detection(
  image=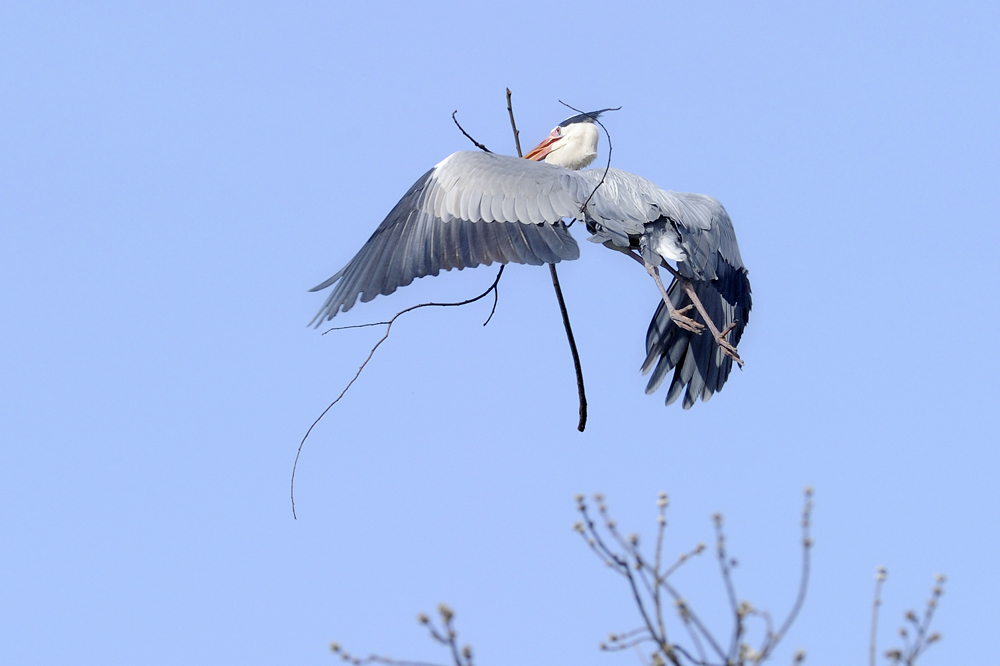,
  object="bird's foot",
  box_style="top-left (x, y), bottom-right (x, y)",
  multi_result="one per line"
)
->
top-left (716, 322), bottom-right (744, 368)
top-left (670, 305), bottom-right (705, 334)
